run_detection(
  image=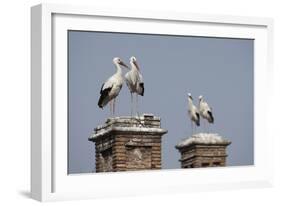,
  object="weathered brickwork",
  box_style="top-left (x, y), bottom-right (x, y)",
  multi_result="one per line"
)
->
top-left (89, 114), bottom-right (167, 172)
top-left (175, 134), bottom-right (231, 168)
